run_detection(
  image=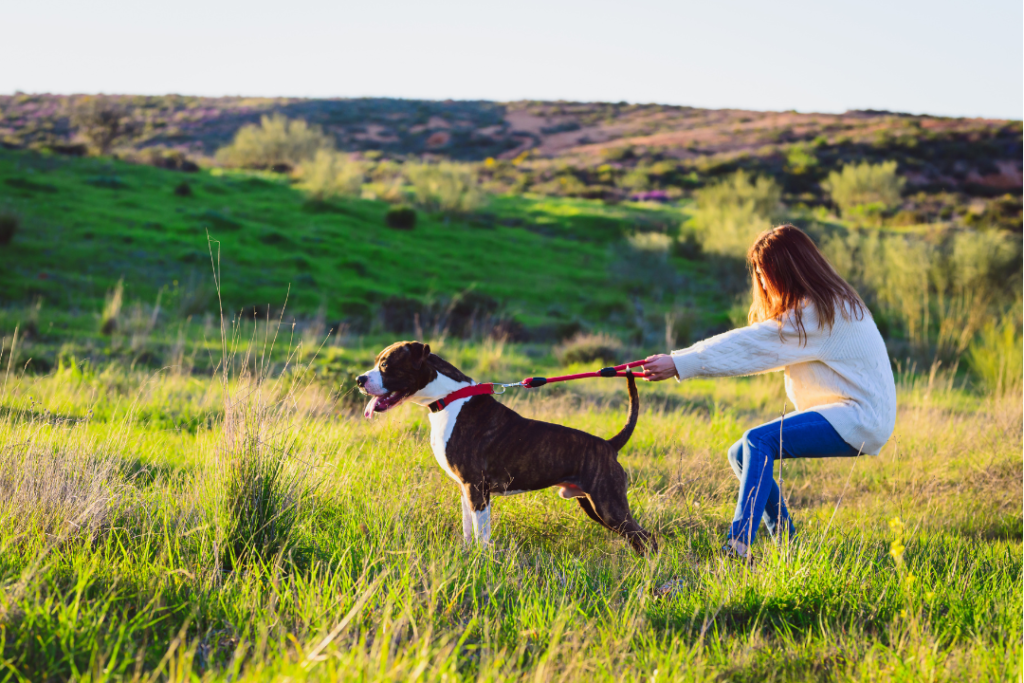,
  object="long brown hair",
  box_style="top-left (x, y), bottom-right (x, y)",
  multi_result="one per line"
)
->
top-left (747, 224), bottom-right (865, 344)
